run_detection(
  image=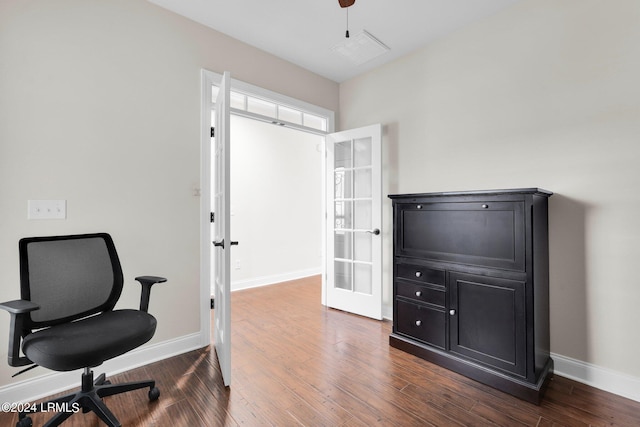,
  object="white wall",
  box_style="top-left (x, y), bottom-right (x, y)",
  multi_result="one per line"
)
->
top-left (229, 115), bottom-right (323, 290)
top-left (339, 0), bottom-right (640, 394)
top-left (0, 0), bottom-right (338, 389)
